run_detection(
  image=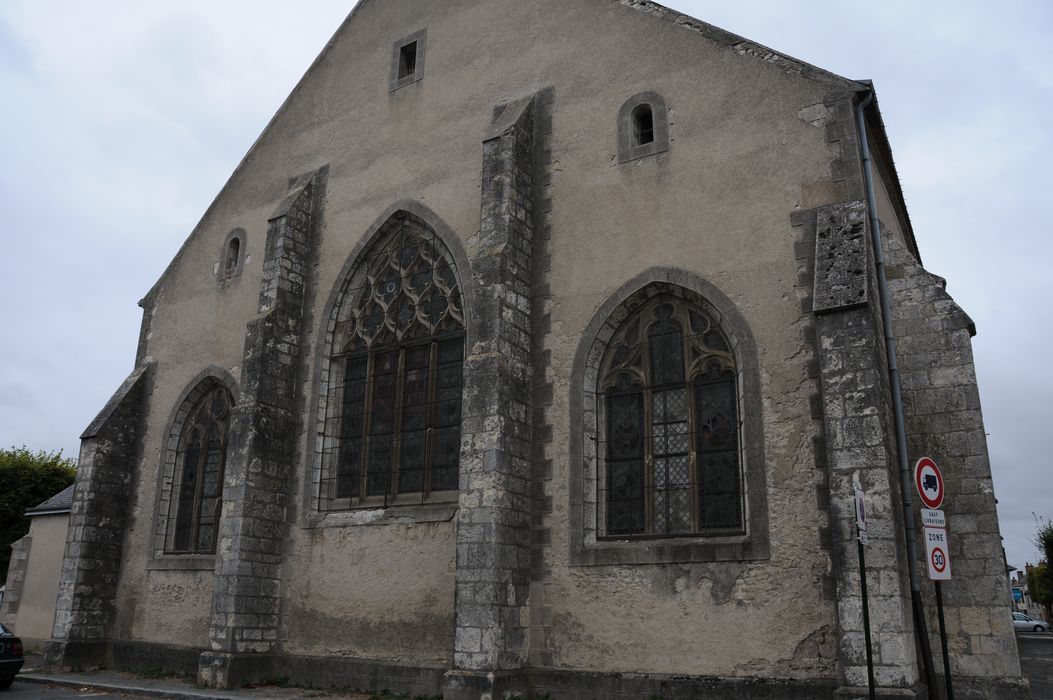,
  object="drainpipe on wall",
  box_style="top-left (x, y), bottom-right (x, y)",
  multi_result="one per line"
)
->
top-left (854, 88), bottom-right (938, 697)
